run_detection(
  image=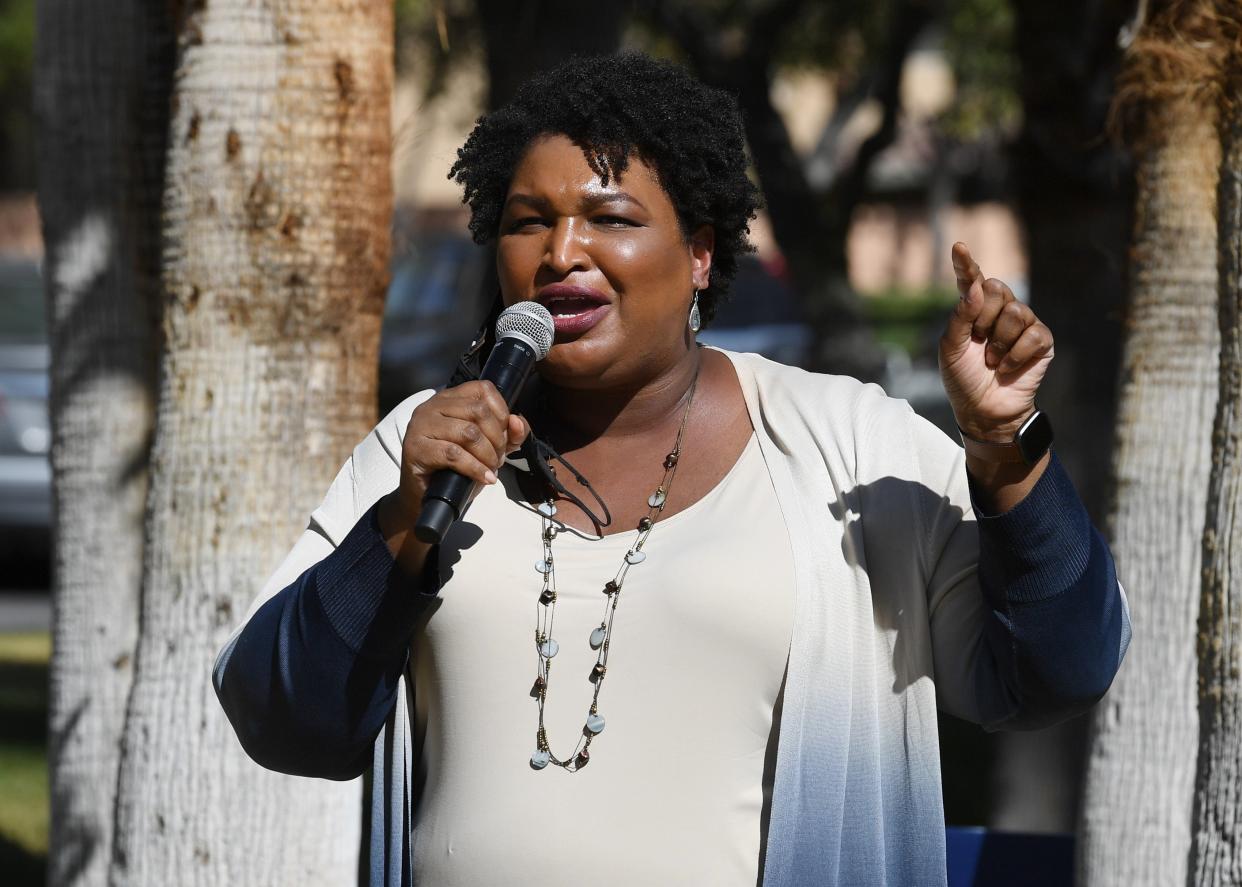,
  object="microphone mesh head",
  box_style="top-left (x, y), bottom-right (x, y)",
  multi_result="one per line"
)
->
top-left (496, 302), bottom-right (555, 360)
